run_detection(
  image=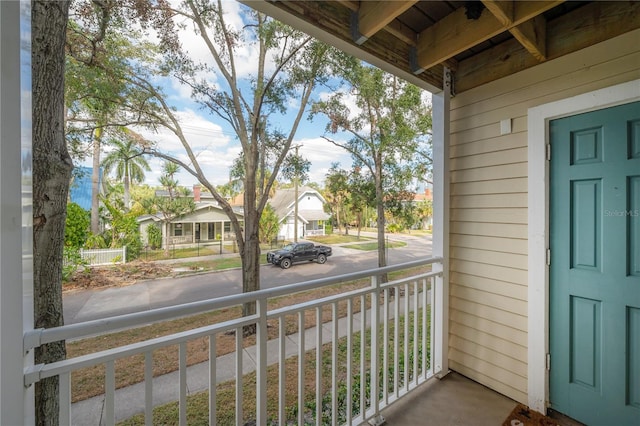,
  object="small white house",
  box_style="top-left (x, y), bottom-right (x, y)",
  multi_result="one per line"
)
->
top-left (270, 186), bottom-right (330, 240)
top-left (137, 202), bottom-right (243, 248)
